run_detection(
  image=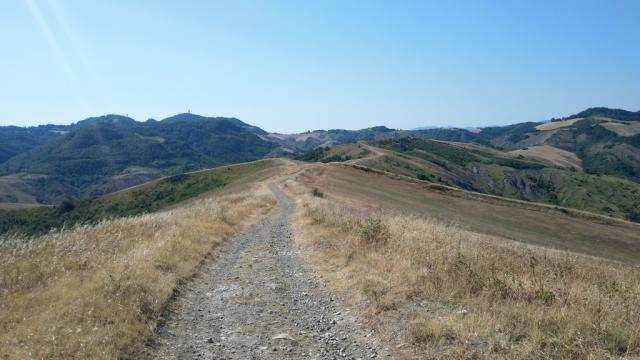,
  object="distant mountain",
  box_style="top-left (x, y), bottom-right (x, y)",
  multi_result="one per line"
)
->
top-left (266, 125), bottom-right (492, 154)
top-left (406, 109), bottom-right (640, 182)
top-left (72, 114), bottom-right (139, 128)
top-left (265, 126), bottom-right (422, 153)
top-left (0, 115), bottom-right (277, 203)
top-left (161, 113), bottom-right (269, 135)
top-left (0, 114), bottom-right (139, 165)
top-left (413, 125), bottom-right (481, 131)
top-left (0, 113), bottom-right (271, 167)
top-left (293, 107), bottom-right (640, 221)
top-left (0, 125), bottom-right (67, 164)
top-left (568, 107), bottom-right (640, 122)
top-left (160, 113), bottom-right (211, 124)
top-left (461, 113), bottom-right (640, 182)
top-left (1, 106), bottom-right (639, 207)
